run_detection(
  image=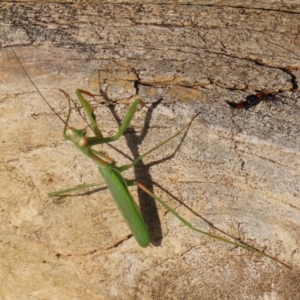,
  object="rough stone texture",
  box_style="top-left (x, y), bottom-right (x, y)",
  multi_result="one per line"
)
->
top-left (1, 2), bottom-right (300, 300)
